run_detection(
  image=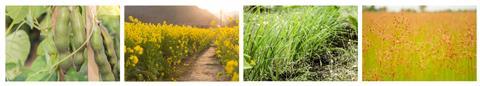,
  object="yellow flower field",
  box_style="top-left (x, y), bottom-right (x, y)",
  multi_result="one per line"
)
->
top-left (125, 16), bottom-right (238, 81)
